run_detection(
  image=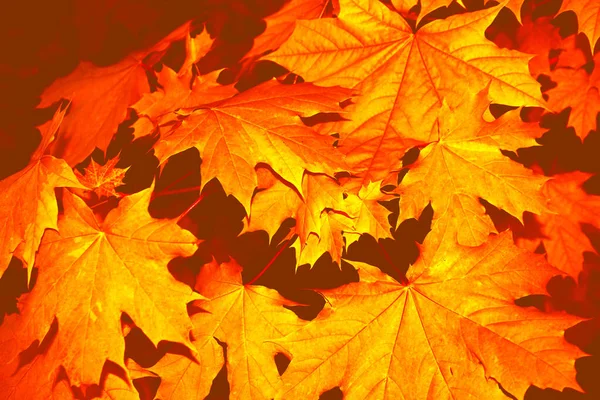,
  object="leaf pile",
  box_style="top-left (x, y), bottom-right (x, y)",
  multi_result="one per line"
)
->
top-left (1, 0), bottom-right (600, 399)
